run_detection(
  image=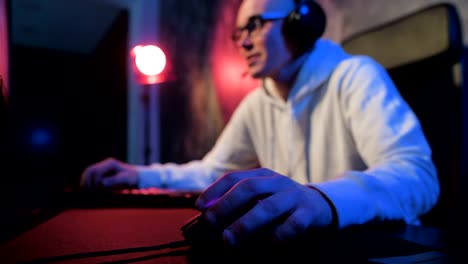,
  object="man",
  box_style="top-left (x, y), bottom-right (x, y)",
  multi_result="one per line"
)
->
top-left (82, 0), bottom-right (439, 247)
